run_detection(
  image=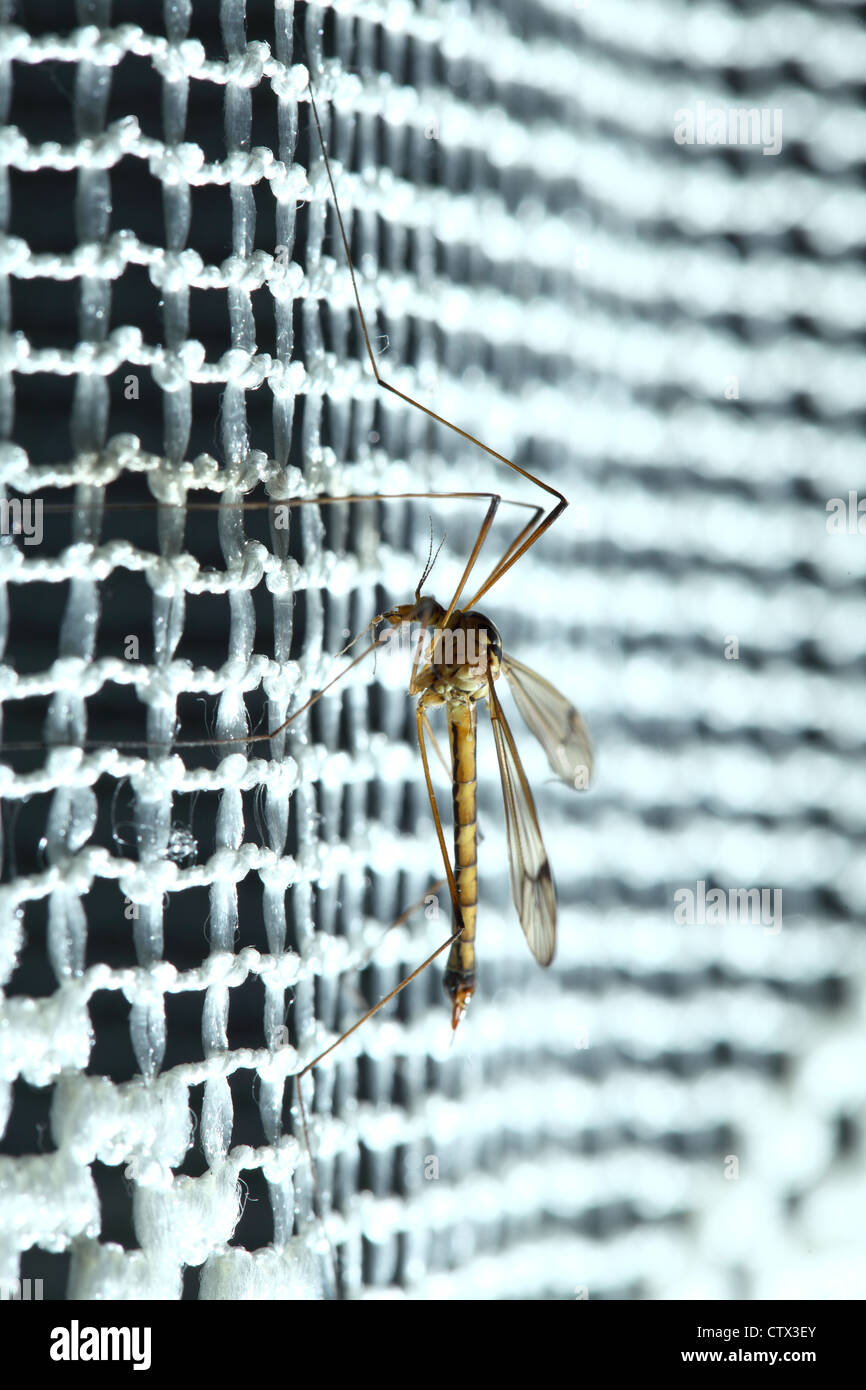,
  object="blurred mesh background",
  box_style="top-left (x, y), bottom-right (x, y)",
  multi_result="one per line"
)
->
top-left (0, 0), bottom-right (864, 1301)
